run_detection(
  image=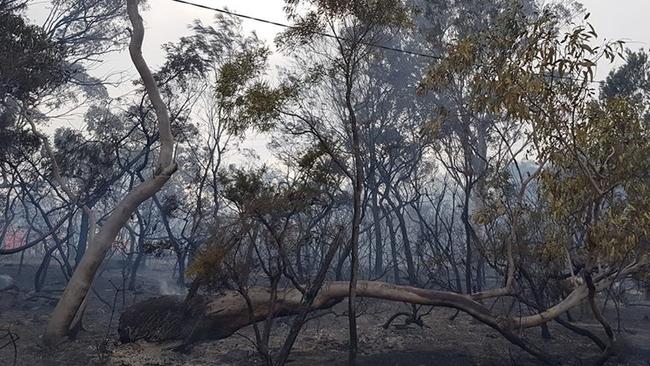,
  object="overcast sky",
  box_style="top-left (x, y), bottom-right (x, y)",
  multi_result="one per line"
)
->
top-left (579, 0), bottom-right (650, 76)
top-left (29, 0), bottom-right (650, 159)
top-left (68, 0), bottom-right (650, 99)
